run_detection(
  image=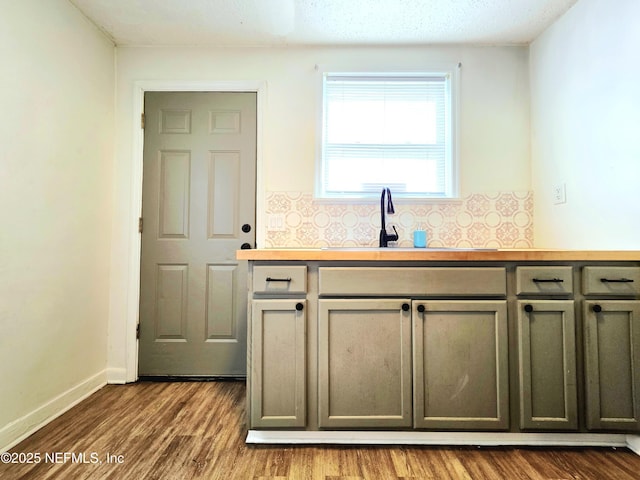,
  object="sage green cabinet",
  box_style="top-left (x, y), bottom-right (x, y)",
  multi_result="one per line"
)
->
top-left (250, 299), bottom-right (306, 428)
top-left (584, 300), bottom-right (640, 431)
top-left (245, 259), bottom-right (640, 439)
top-left (517, 300), bottom-right (578, 430)
top-left (318, 299), bottom-right (412, 428)
top-left (412, 300), bottom-right (509, 430)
